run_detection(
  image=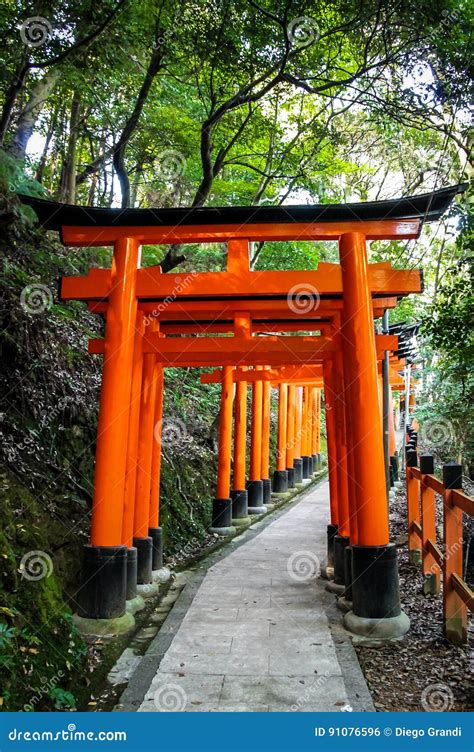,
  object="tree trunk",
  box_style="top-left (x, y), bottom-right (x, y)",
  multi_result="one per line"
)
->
top-left (35, 104), bottom-right (58, 183)
top-left (8, 68), bottom-right (60, 160)
top-left (58, 90), bottom-right (81, 203)
top-left (0, 53), bottom-right (30, 147)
